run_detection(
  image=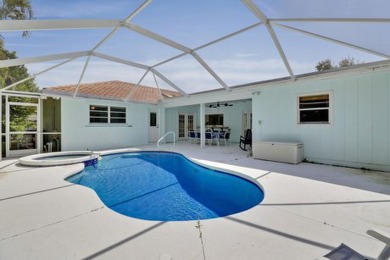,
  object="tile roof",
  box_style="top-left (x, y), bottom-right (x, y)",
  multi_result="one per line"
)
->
top-left (42, 81), bottom-right (181, 104)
